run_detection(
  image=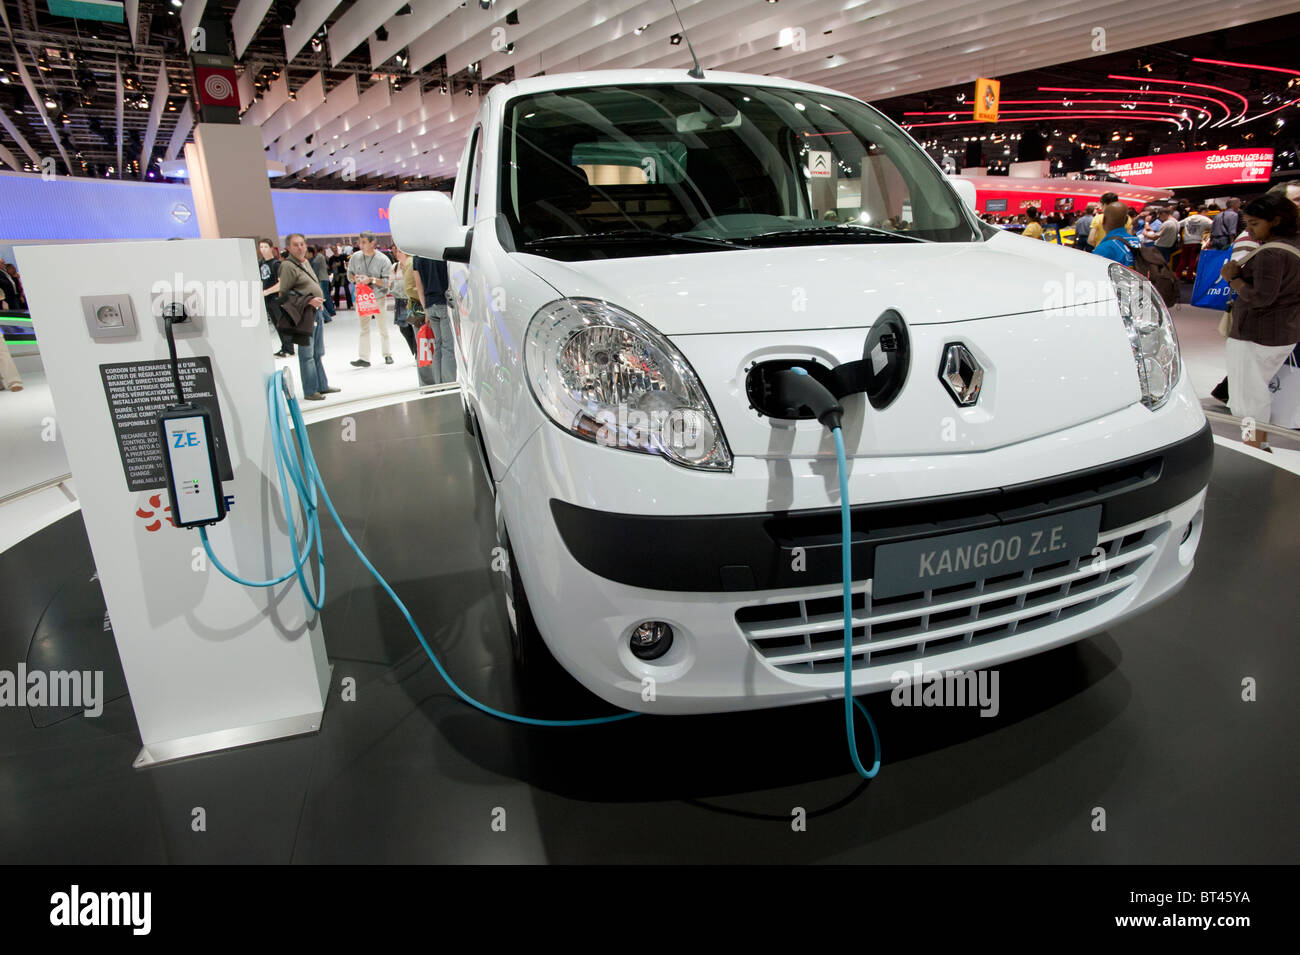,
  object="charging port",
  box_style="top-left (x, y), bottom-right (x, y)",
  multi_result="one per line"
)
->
top-left (745, 359), bottom-right (838, 419)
